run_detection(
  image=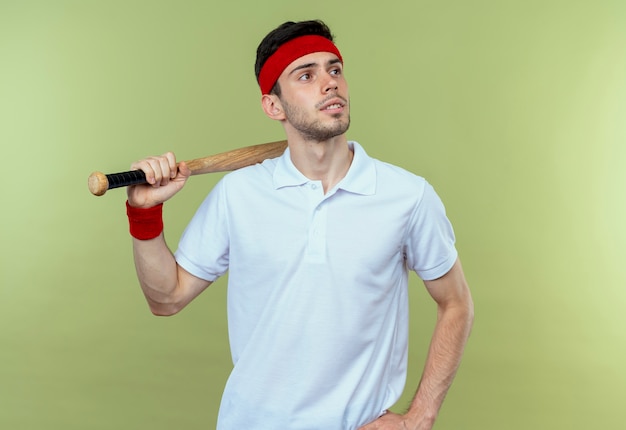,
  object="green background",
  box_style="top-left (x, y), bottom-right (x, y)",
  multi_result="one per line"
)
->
top-left (1, 0), bottom-right (625, 428)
